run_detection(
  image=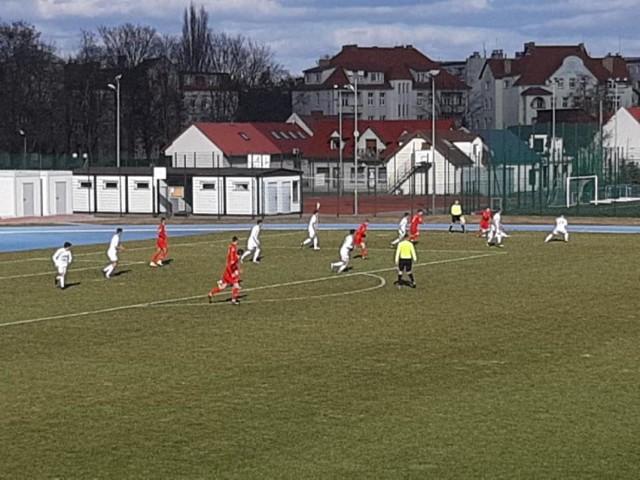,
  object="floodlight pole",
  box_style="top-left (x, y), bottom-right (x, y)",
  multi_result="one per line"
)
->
top-left (429, 70), bottom-right (440, 214)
